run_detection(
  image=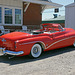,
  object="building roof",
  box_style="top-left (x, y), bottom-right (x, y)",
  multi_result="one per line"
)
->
top-left (43, 16), bottom-right (65, 21)
top-left (23, 0), bottom-right (63, 9)
top-left (65, 3), bottom-right (75, 7)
